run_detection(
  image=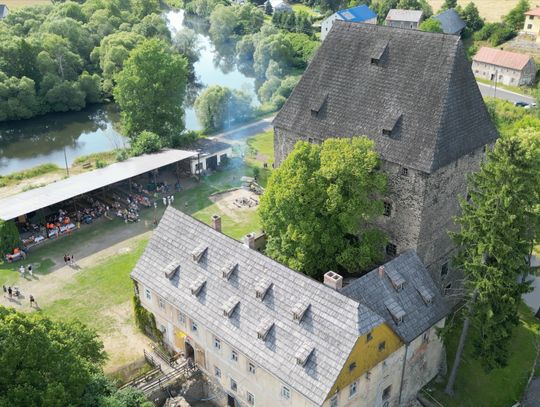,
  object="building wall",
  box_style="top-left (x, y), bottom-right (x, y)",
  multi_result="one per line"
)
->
top-left (385, 20), bottom-right (420, 29)
top-left (399, 320), bottom-right (446, 404)
top-left (321, 14), bottom-right (342, 41)
top-left (472, 60), bottom-right (535, 86)
top-left (190, 148), bottom-right (233, 175)
top-left (138, 282), bottom-right (318, 407)
top-left (523, 14), bottom-right (540, 36)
